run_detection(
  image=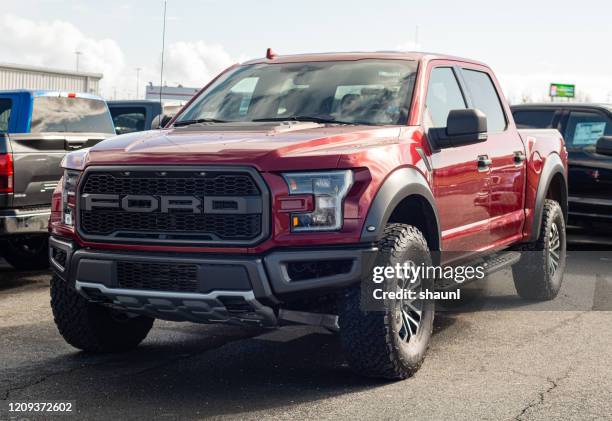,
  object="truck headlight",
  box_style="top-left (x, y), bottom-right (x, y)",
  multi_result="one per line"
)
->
top-left (282, 170), bottom-right (353, 232)
top-left (62, 170), bottom-right (80, 226)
